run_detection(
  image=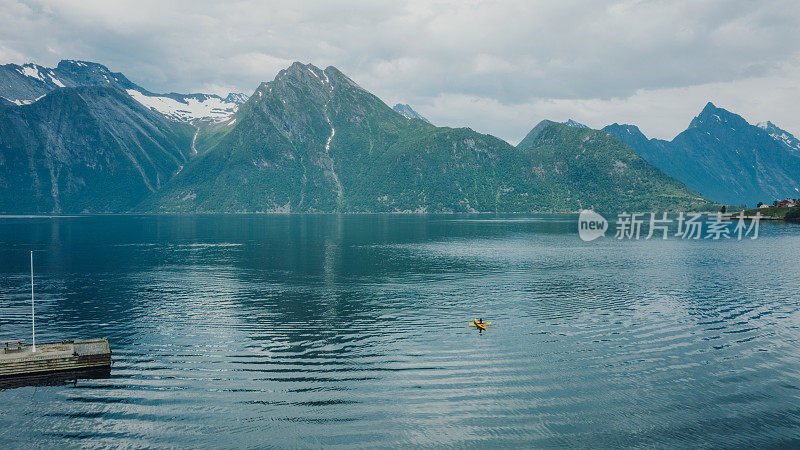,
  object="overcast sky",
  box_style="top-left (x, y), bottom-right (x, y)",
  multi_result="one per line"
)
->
top-left (1, 0), bottom-right (799, 143)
